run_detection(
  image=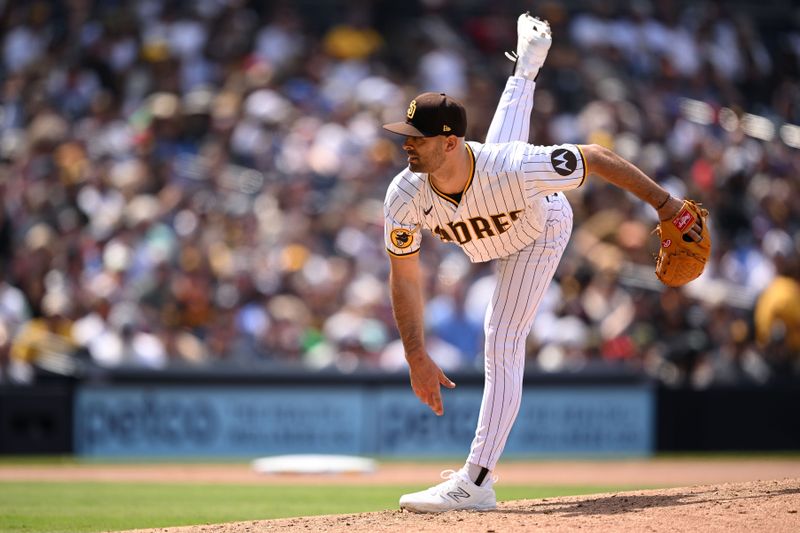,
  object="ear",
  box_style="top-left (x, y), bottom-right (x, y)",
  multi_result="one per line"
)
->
top-left (443, 135), bottom-right (459, 153)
